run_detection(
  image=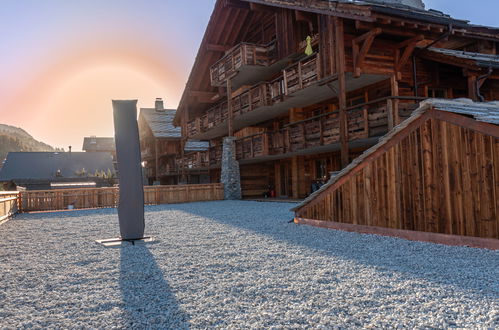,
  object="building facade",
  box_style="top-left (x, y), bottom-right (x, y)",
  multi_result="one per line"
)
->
top-left (170, 0), bottom-right (499, 199)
